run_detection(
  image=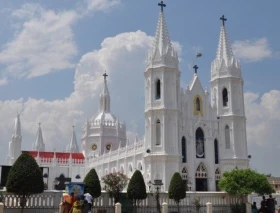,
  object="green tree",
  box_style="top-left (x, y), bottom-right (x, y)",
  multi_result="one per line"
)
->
top-left (218, 168), bottom-right (274, 213)
top-left (168, 172), bottom-right (186, 213)
top-left (127, 170), bottom-right (147, 213)
top-left (6, 153), bottom-right (44, 213)
top-left (84, 168), bottom-right (101, 213)
top-left (84, 168), bottom-right (101, 199)
top-left (102, 172), bottom-right (129, 204)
